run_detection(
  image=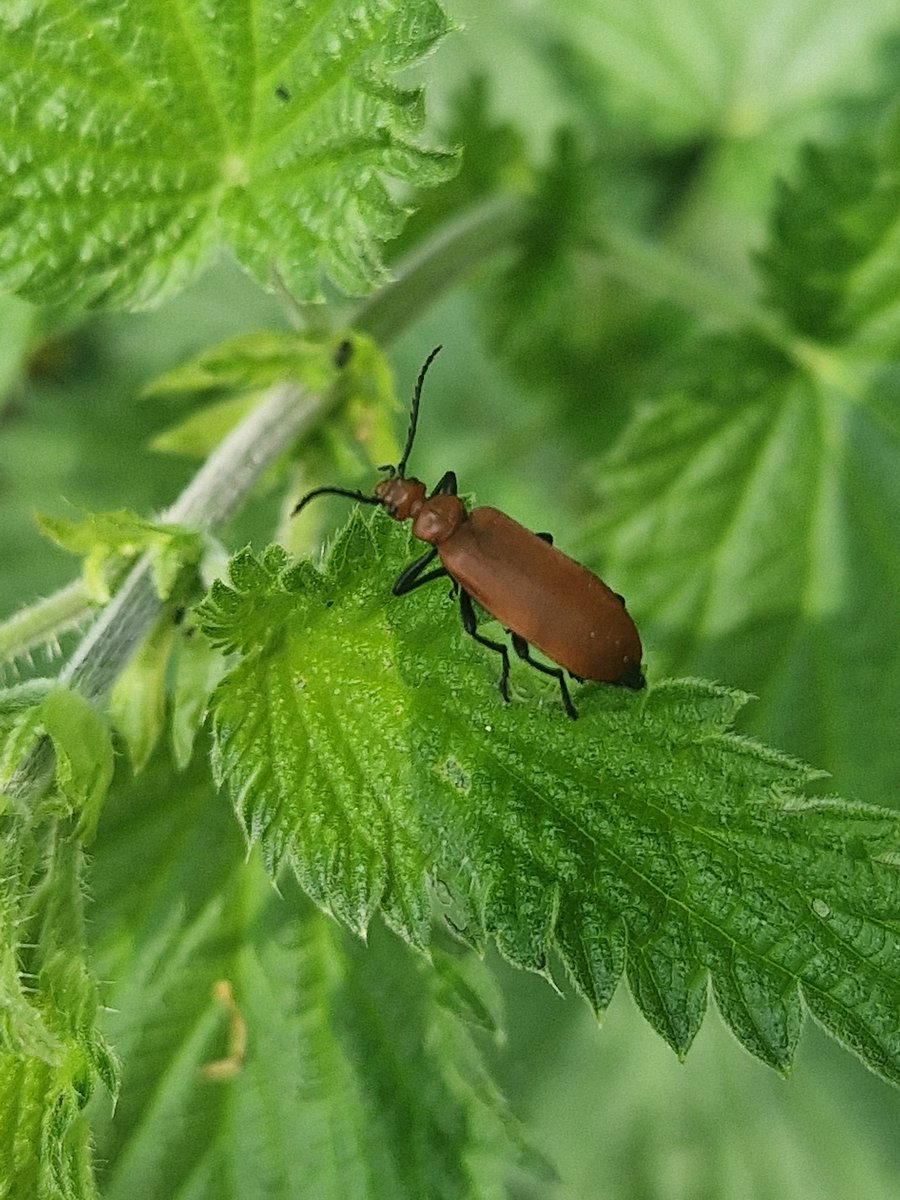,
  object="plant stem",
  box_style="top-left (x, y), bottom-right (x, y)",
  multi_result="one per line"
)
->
top-left (351, 194), bottom-right (527, 342)
top-left (65, 379), bottom-right (321, 703)
top-left (0, 580), bottom-right (96, 668)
